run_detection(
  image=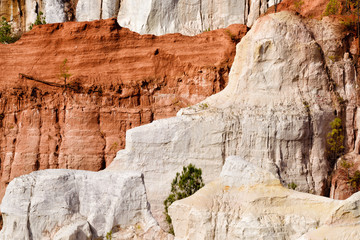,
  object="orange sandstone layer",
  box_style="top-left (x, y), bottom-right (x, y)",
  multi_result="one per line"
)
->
top-left (0, 18), bottom-right (247, 200)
